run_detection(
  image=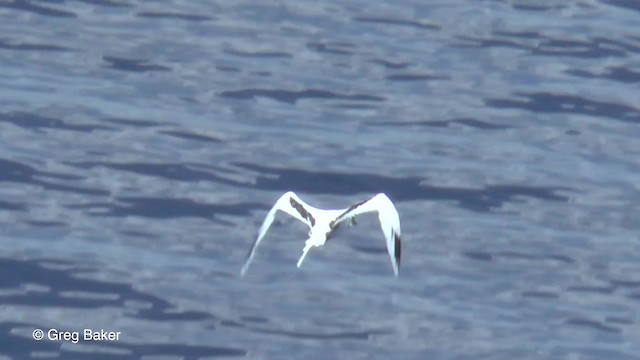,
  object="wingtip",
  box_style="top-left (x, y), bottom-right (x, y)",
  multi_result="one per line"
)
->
top-left (393, 259), bottom-right (399, 277)
top-left (392, 232), bottom-right (401, 277)
top-left (240, 262), bottom-right (250, 277)
top-left (391, 263), bottom-right (399, 277)
top-left (394, 233), bottom-right (401, 265)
